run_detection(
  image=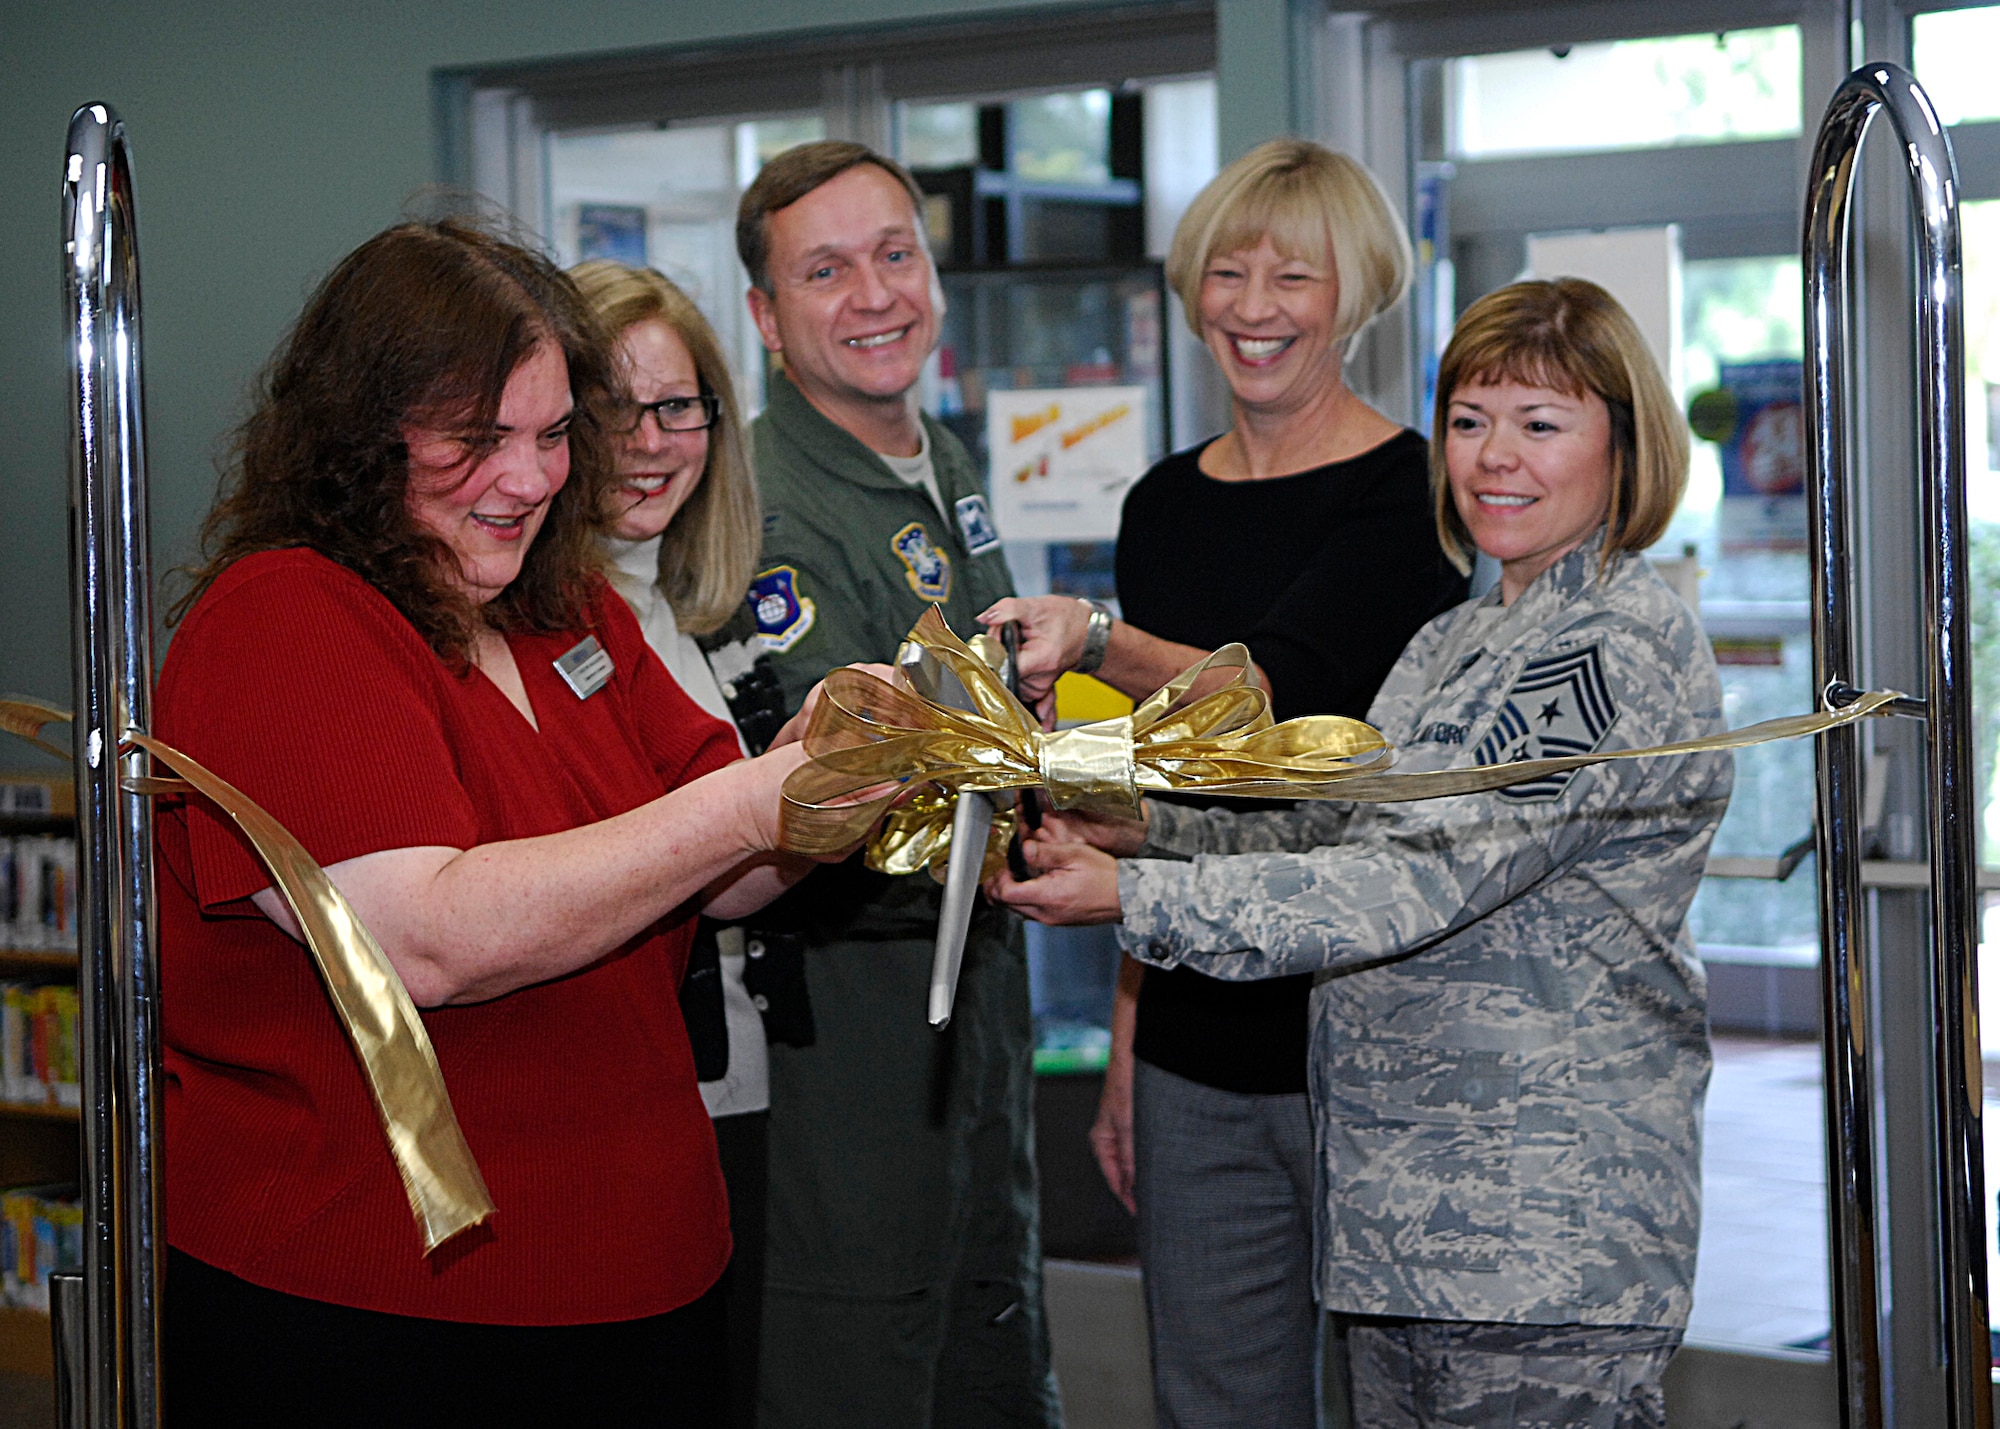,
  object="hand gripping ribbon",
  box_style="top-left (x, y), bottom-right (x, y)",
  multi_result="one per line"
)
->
top-left (776, 607), bottom-right (1906, 875)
